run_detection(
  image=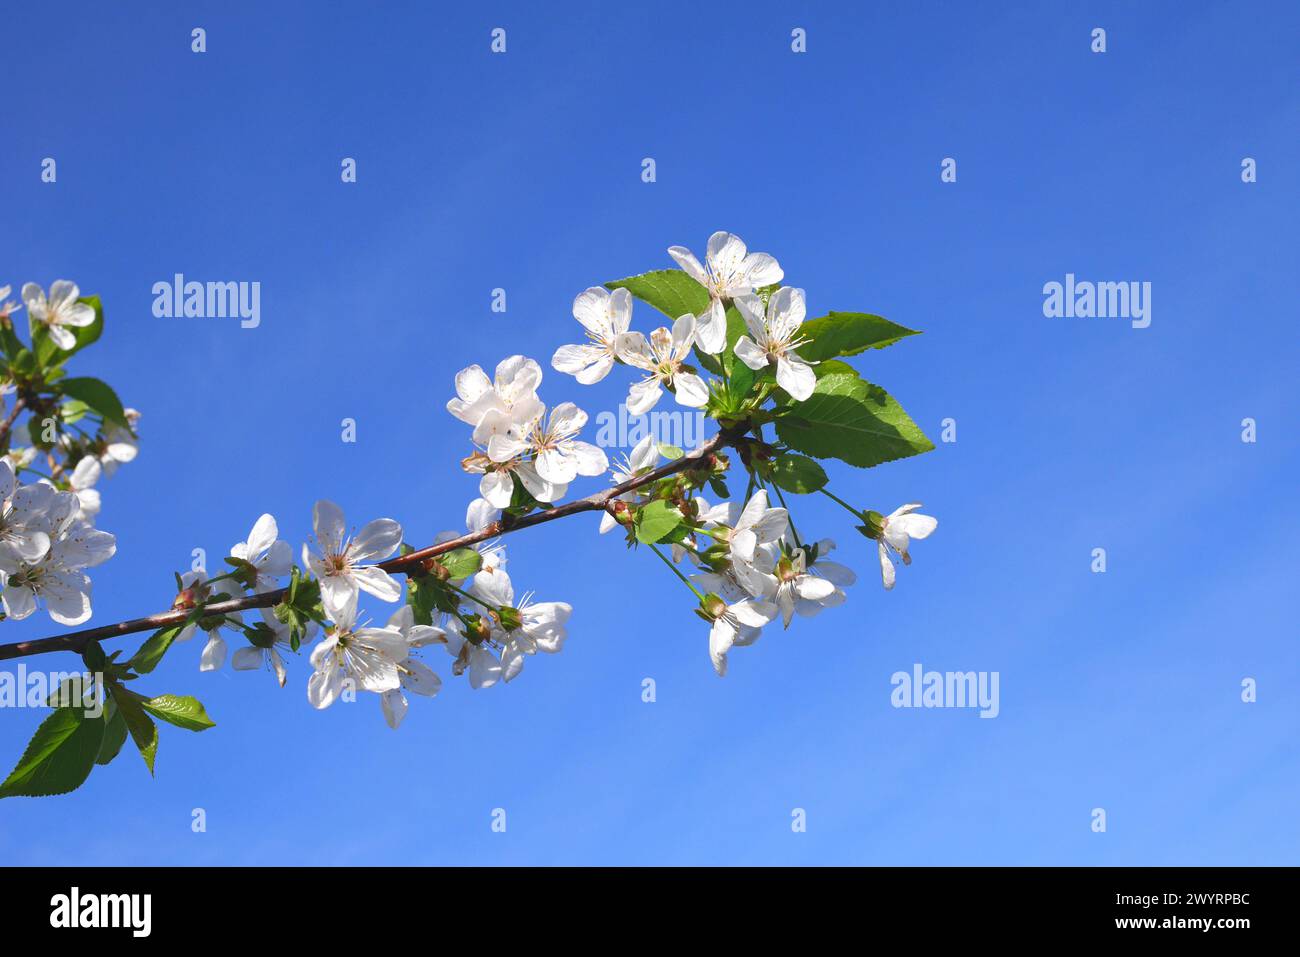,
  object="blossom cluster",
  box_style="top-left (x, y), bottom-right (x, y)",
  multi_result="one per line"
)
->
top-left (182, 497), bottom-right (569, 729)
top-left (0, 280), bottom-right (137, 627)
